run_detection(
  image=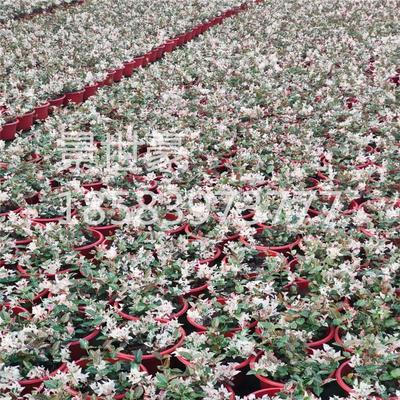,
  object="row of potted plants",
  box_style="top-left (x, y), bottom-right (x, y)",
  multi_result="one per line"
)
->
top-left (0, 0), bottom-right (248, 138)
top-left (0, 0), bottom-right (84, 22)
